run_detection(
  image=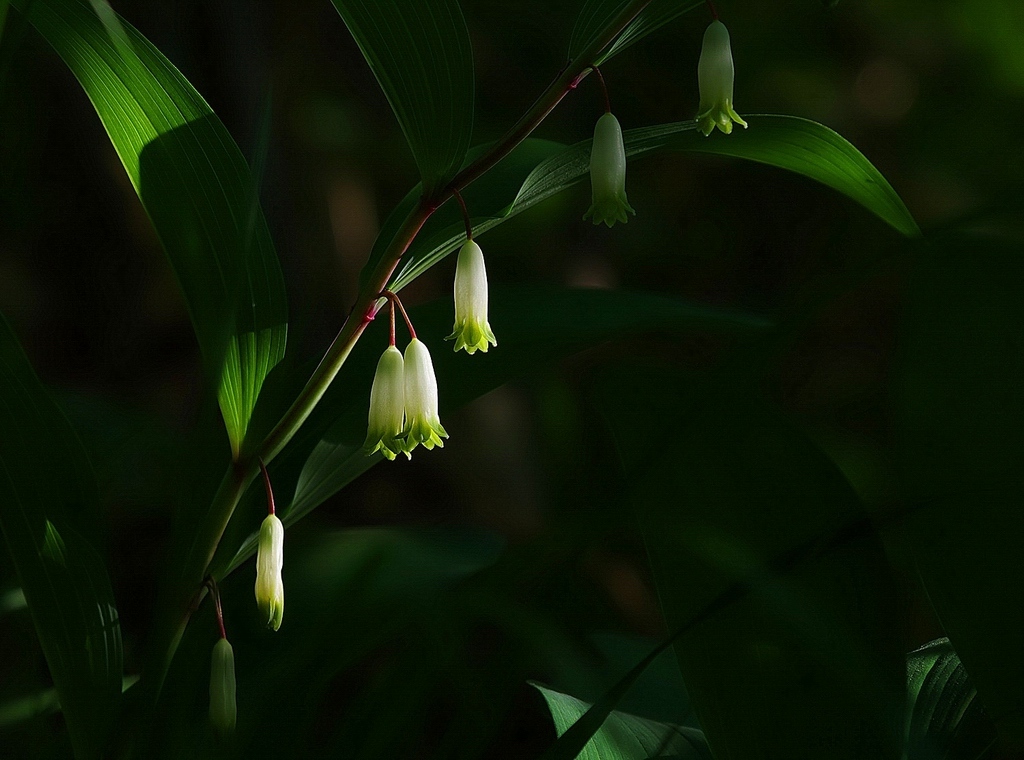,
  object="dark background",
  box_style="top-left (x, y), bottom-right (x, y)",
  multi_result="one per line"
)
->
top-left (1, 0), bottom-right (1022, 756)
